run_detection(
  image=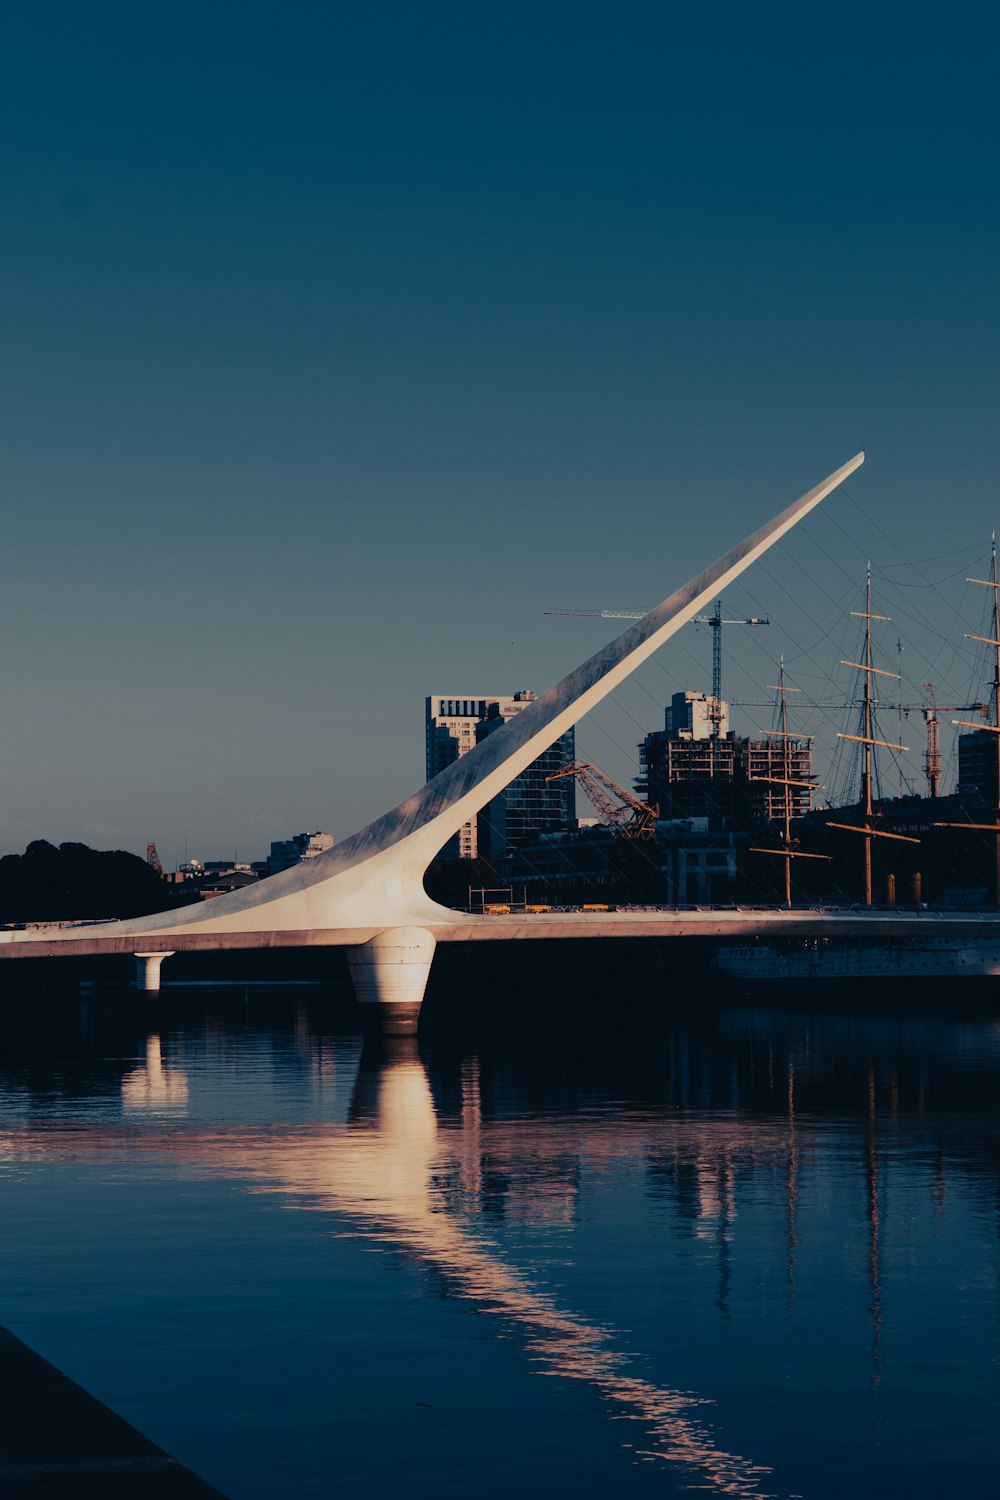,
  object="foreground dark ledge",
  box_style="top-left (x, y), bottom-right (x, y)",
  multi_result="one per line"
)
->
top-left (0, 1325), bottom-right (230, 1499)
